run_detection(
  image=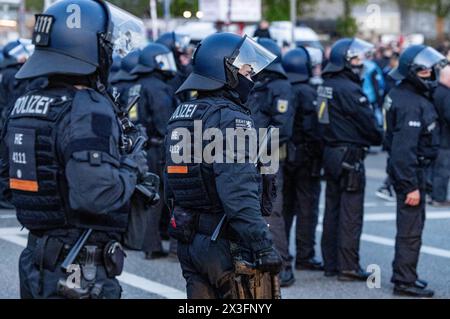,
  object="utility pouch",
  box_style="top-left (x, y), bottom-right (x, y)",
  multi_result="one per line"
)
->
top-left (103, 241), bottom-right (126, 278)
top-left (33, 237), bottom-right (64, 272)
top-left (168, 207), bottom-right (198, 244)
top-left (342, 162), bottom-right (364, 193)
